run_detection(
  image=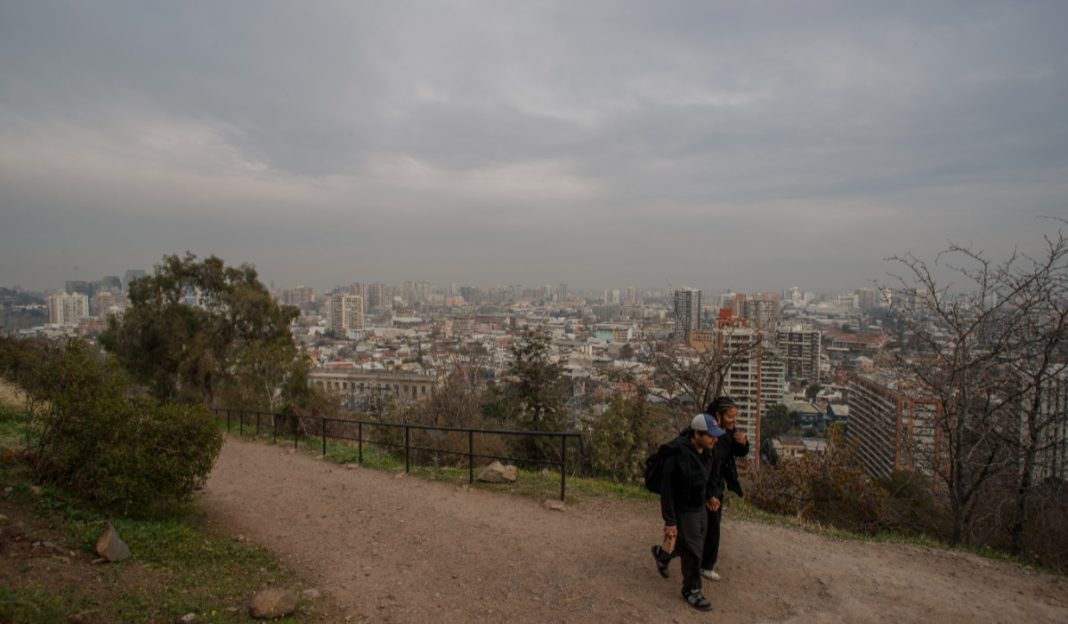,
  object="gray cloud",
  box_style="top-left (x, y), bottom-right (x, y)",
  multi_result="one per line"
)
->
top-left (2, 1), bottom-right (1067, 293)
